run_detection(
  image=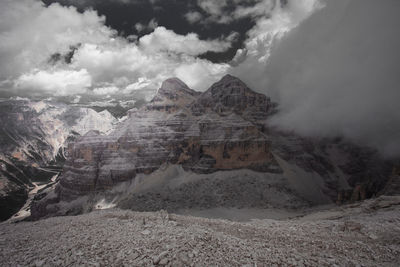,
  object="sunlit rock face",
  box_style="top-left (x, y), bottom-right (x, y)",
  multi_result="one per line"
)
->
top-left (31, 75), bottom-right (394, 219)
